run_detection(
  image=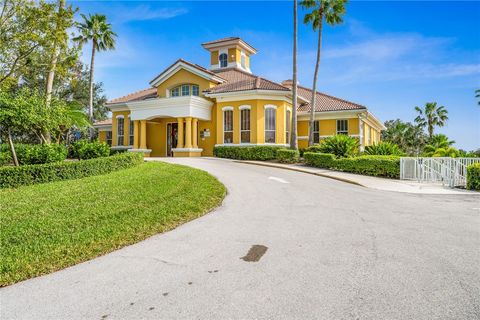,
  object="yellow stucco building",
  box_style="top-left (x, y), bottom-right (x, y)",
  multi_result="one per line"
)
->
top-left (94, 37), bottom-right (385, 157)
